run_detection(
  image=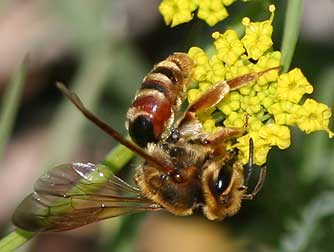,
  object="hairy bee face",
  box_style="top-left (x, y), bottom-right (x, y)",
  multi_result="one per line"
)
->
top-left (135, 142), bottom-right (248, 219)
top-left (135, 142), bottom-right (207, 215)
top-left (201, 153), bottom-right (246, 220)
